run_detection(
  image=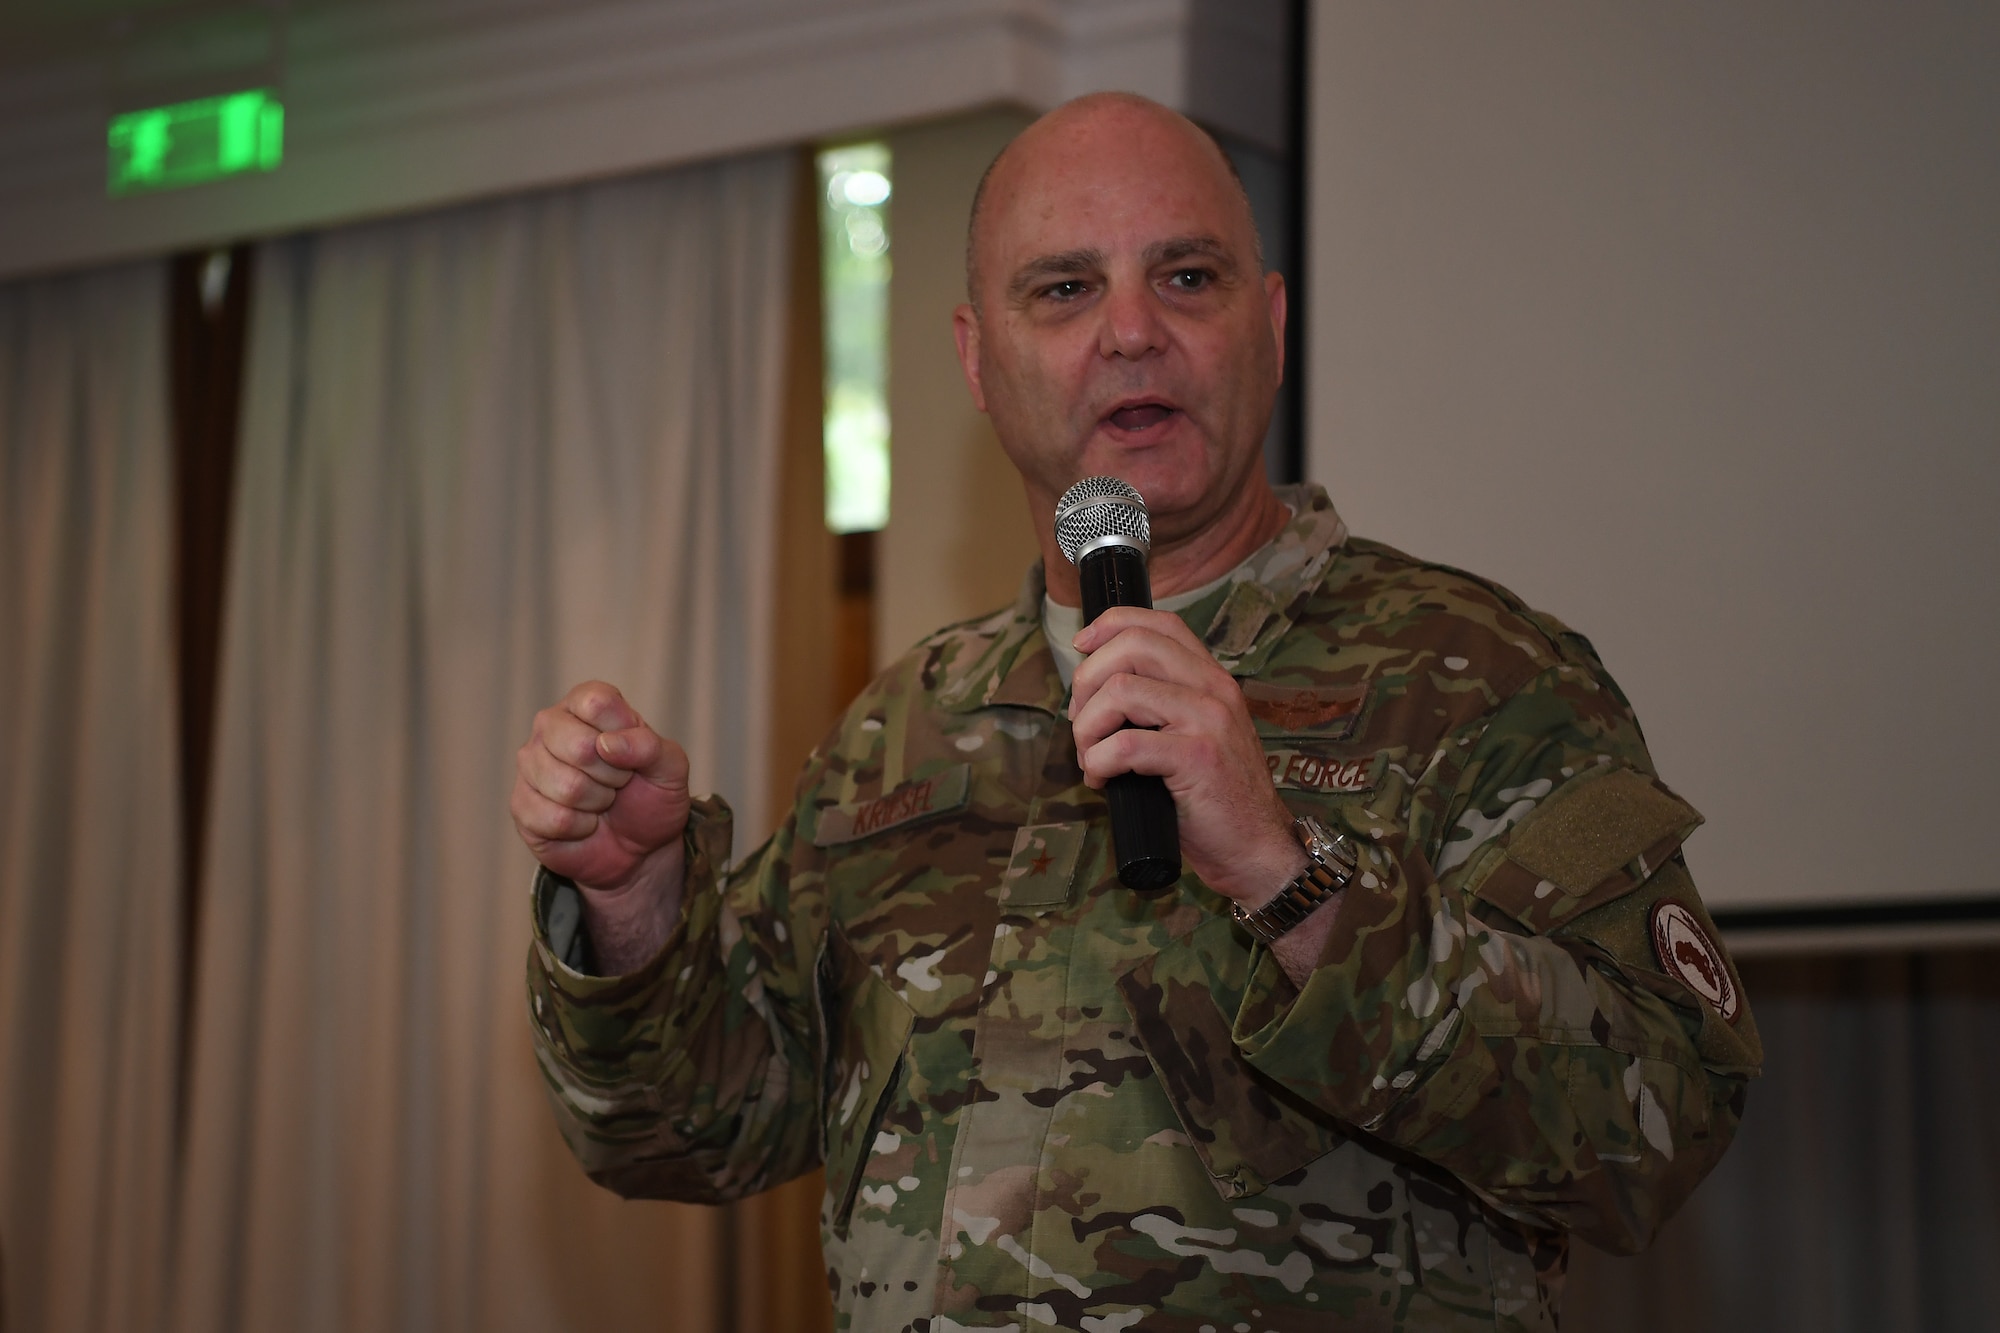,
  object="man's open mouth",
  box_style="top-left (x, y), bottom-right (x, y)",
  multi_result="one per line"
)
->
top-left (1106, 402), bottom-right (1177, 431)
